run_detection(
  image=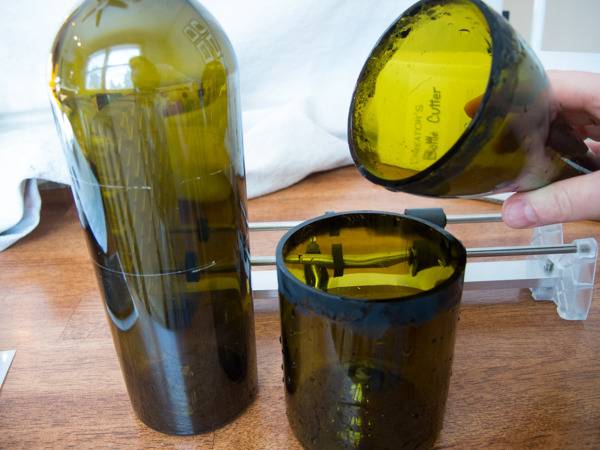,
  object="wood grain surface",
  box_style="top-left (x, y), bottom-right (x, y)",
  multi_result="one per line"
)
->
top-left (1, 166), bottom-right (600, 449)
